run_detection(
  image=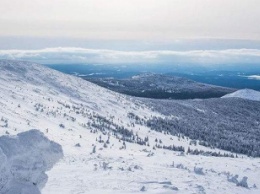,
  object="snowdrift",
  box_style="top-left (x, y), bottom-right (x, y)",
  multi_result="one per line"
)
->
top-left (0, 130), bottom-right (63, 194)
